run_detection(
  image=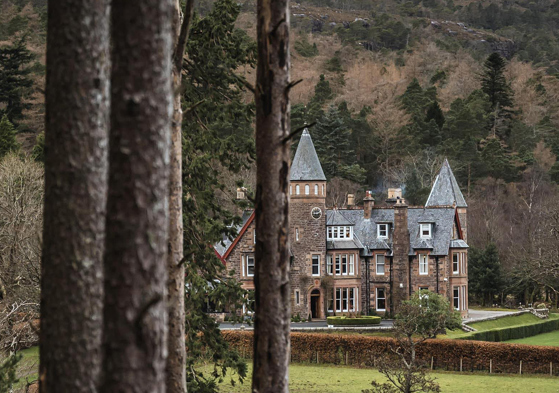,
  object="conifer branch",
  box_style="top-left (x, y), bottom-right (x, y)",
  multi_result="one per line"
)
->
top-left (281, 122), bottom-right (316, 144)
